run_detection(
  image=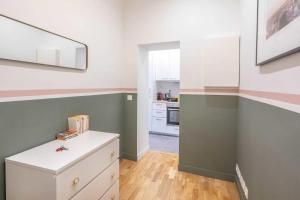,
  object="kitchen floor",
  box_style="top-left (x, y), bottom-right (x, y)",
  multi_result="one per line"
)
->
top-left (120, 151), bottom-right (240, 200)
top-left (149, 133), bottom-right (179, 154)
